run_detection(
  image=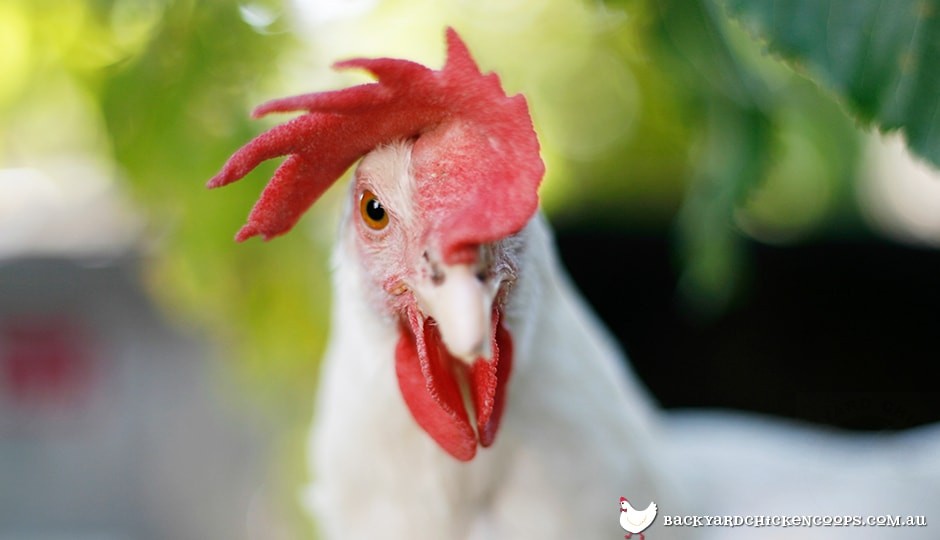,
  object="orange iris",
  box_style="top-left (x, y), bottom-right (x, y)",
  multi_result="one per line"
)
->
top-left (359, 190), bottom-right (389, 230)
